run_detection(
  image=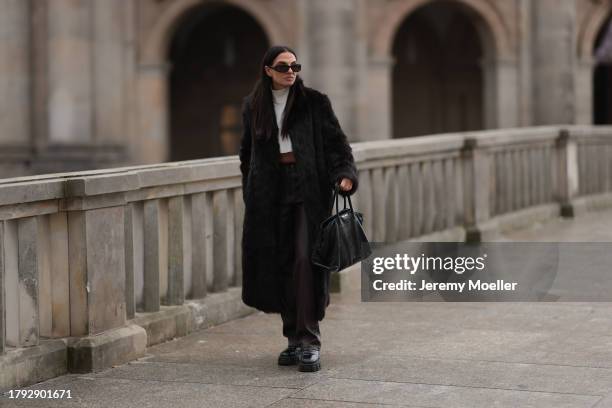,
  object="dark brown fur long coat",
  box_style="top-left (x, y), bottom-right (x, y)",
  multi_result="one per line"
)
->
top-left (239, 85), bottom-right (359, 321)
